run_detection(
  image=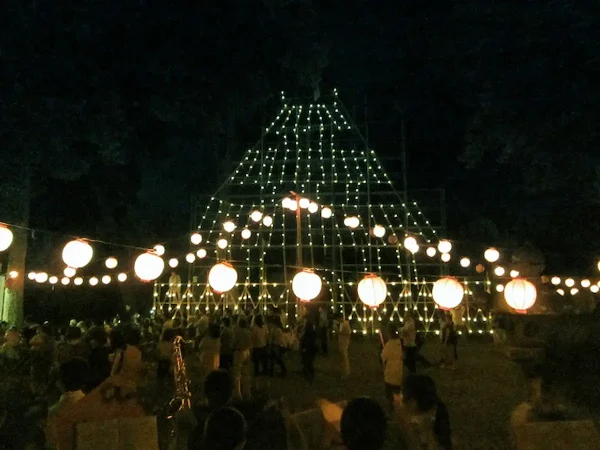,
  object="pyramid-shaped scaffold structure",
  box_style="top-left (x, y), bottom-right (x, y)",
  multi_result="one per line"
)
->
top-left (153, 90), bottom-right (492, 333)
